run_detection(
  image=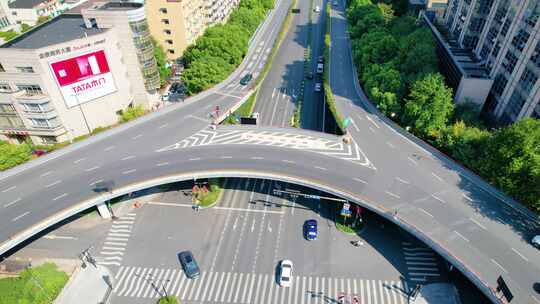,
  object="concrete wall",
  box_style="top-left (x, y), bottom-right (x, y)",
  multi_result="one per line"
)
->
top-left (454, 77), bottom-right (493, 107)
